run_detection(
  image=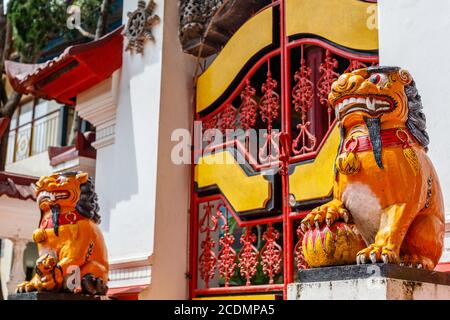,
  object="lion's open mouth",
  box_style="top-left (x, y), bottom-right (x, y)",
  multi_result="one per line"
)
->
top-left (334, 95), bottom-right (395, 118)
top-left (37, 190), bottom-right (70, 203)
